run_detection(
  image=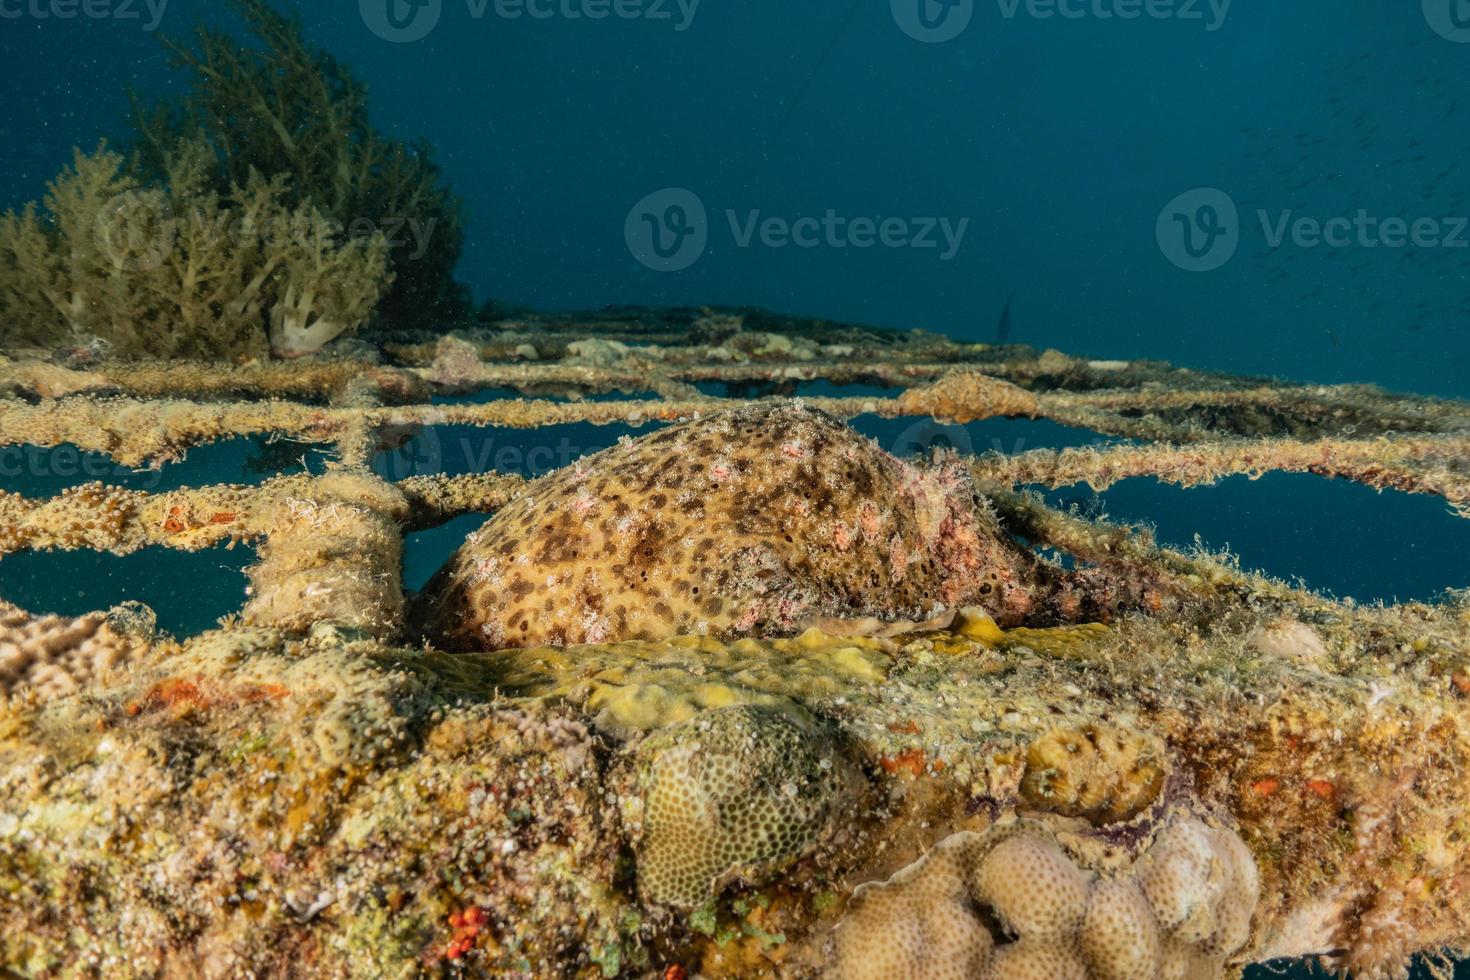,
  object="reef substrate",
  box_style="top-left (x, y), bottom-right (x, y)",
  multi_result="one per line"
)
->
top-left (2, 308), bottom-right (1469, 978)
